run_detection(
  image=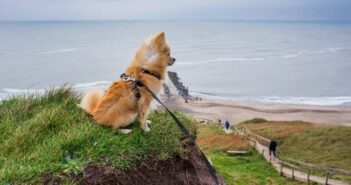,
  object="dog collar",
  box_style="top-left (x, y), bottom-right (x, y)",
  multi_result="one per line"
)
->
top-left (140, 68), bottom-right (161, 80)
